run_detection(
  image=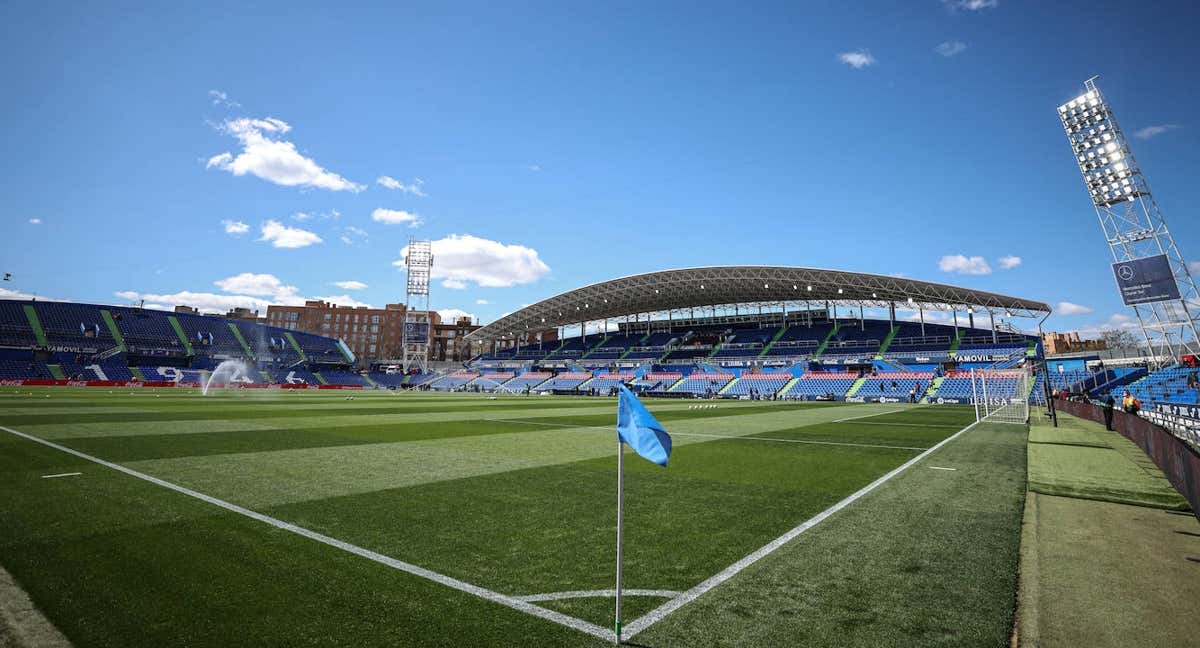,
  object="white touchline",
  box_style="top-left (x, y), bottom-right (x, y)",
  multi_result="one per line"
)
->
top-left (515, 589), bottom-right (681, 603)
top-left (41, 472), bottom-right (82, 479)
top-left (929, 466), bottom-right (957, 471)
top-left (0, 424), bottom-right (612, 642)
top-left (621, 420), bottom-right (982, 639)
